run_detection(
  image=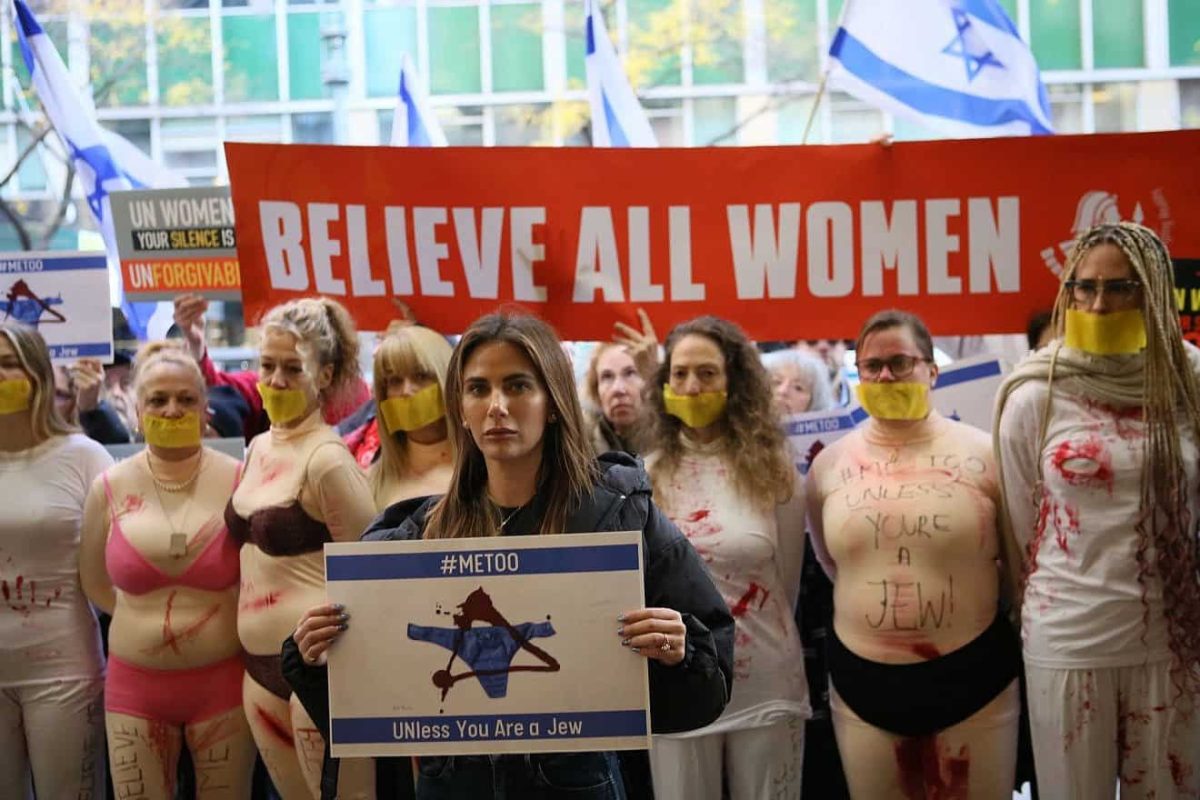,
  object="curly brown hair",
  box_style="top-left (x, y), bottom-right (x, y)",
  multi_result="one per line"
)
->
top-left (645, 316), bottom-right (794, 511)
